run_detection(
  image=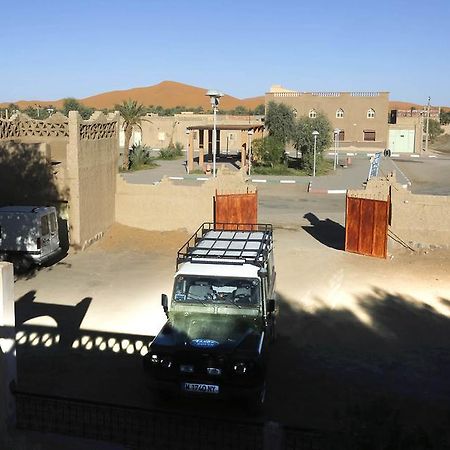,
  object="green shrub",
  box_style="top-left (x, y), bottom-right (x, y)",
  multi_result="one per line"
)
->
top-left (128, 144), bottom-right (157, 171)
top-left (159, 142), bottom-right (184, 160)
top-left (252, 136), bottom-right (285, 167)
